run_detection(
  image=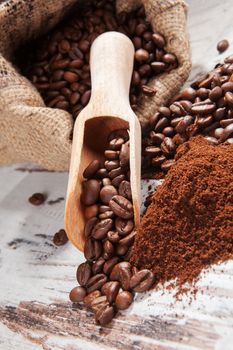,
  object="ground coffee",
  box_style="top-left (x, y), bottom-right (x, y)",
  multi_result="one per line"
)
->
top-left (131, 137), bottom-right (233, 291)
